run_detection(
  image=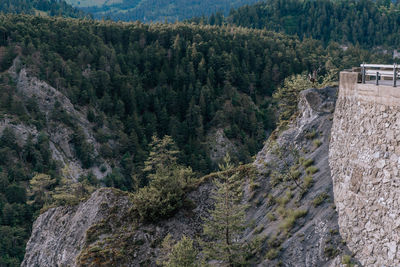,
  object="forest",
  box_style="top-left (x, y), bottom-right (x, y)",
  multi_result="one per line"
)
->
top-left (194, 0), bottom-right (400, 48)
top-left (75, 0), bottom-right (260, 22)
top-left (0, 0), bottom-right (84, 17)
top-left (0, 0), bottom-right (397, 265)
